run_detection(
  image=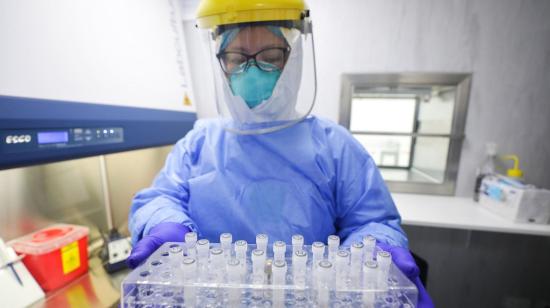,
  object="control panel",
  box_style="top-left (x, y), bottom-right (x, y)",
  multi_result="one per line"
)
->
top-left (1, 127), bottom-right (124, 154)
